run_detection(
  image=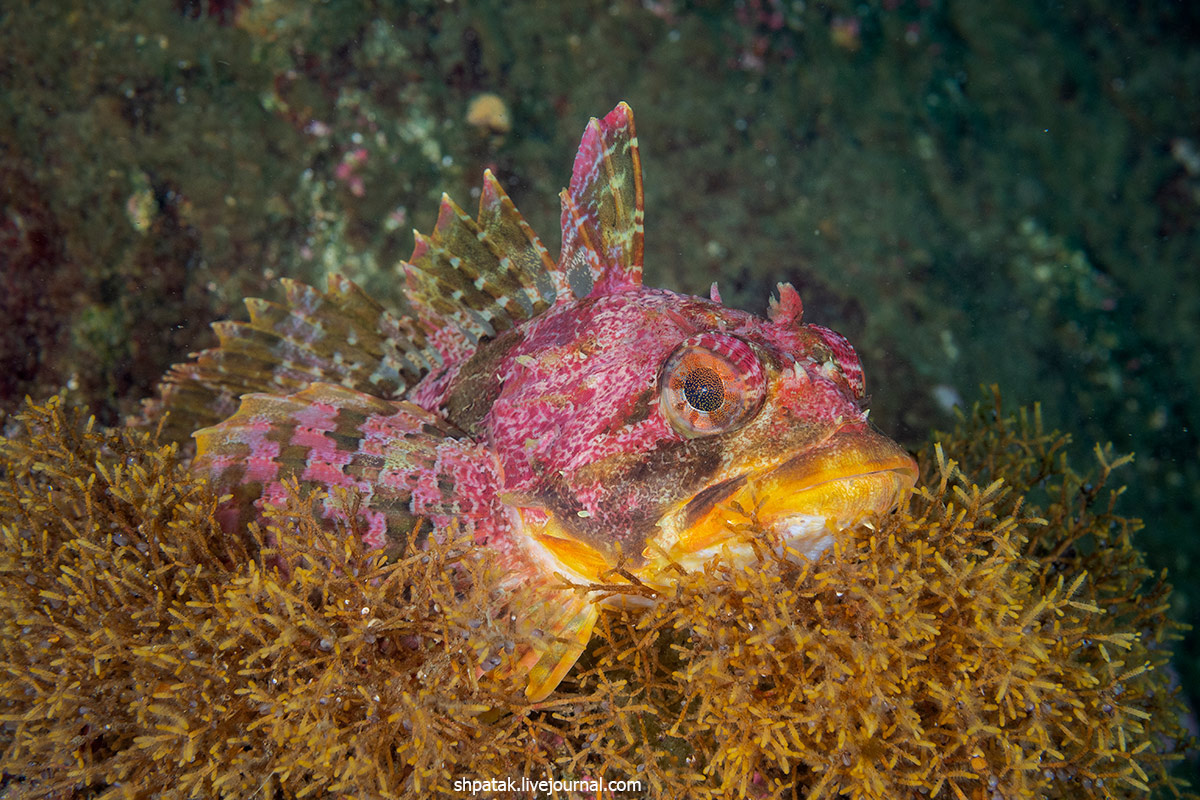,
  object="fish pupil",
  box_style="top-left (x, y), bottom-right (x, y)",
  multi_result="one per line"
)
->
top-left (683, 367), bottom-right (724, 412)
